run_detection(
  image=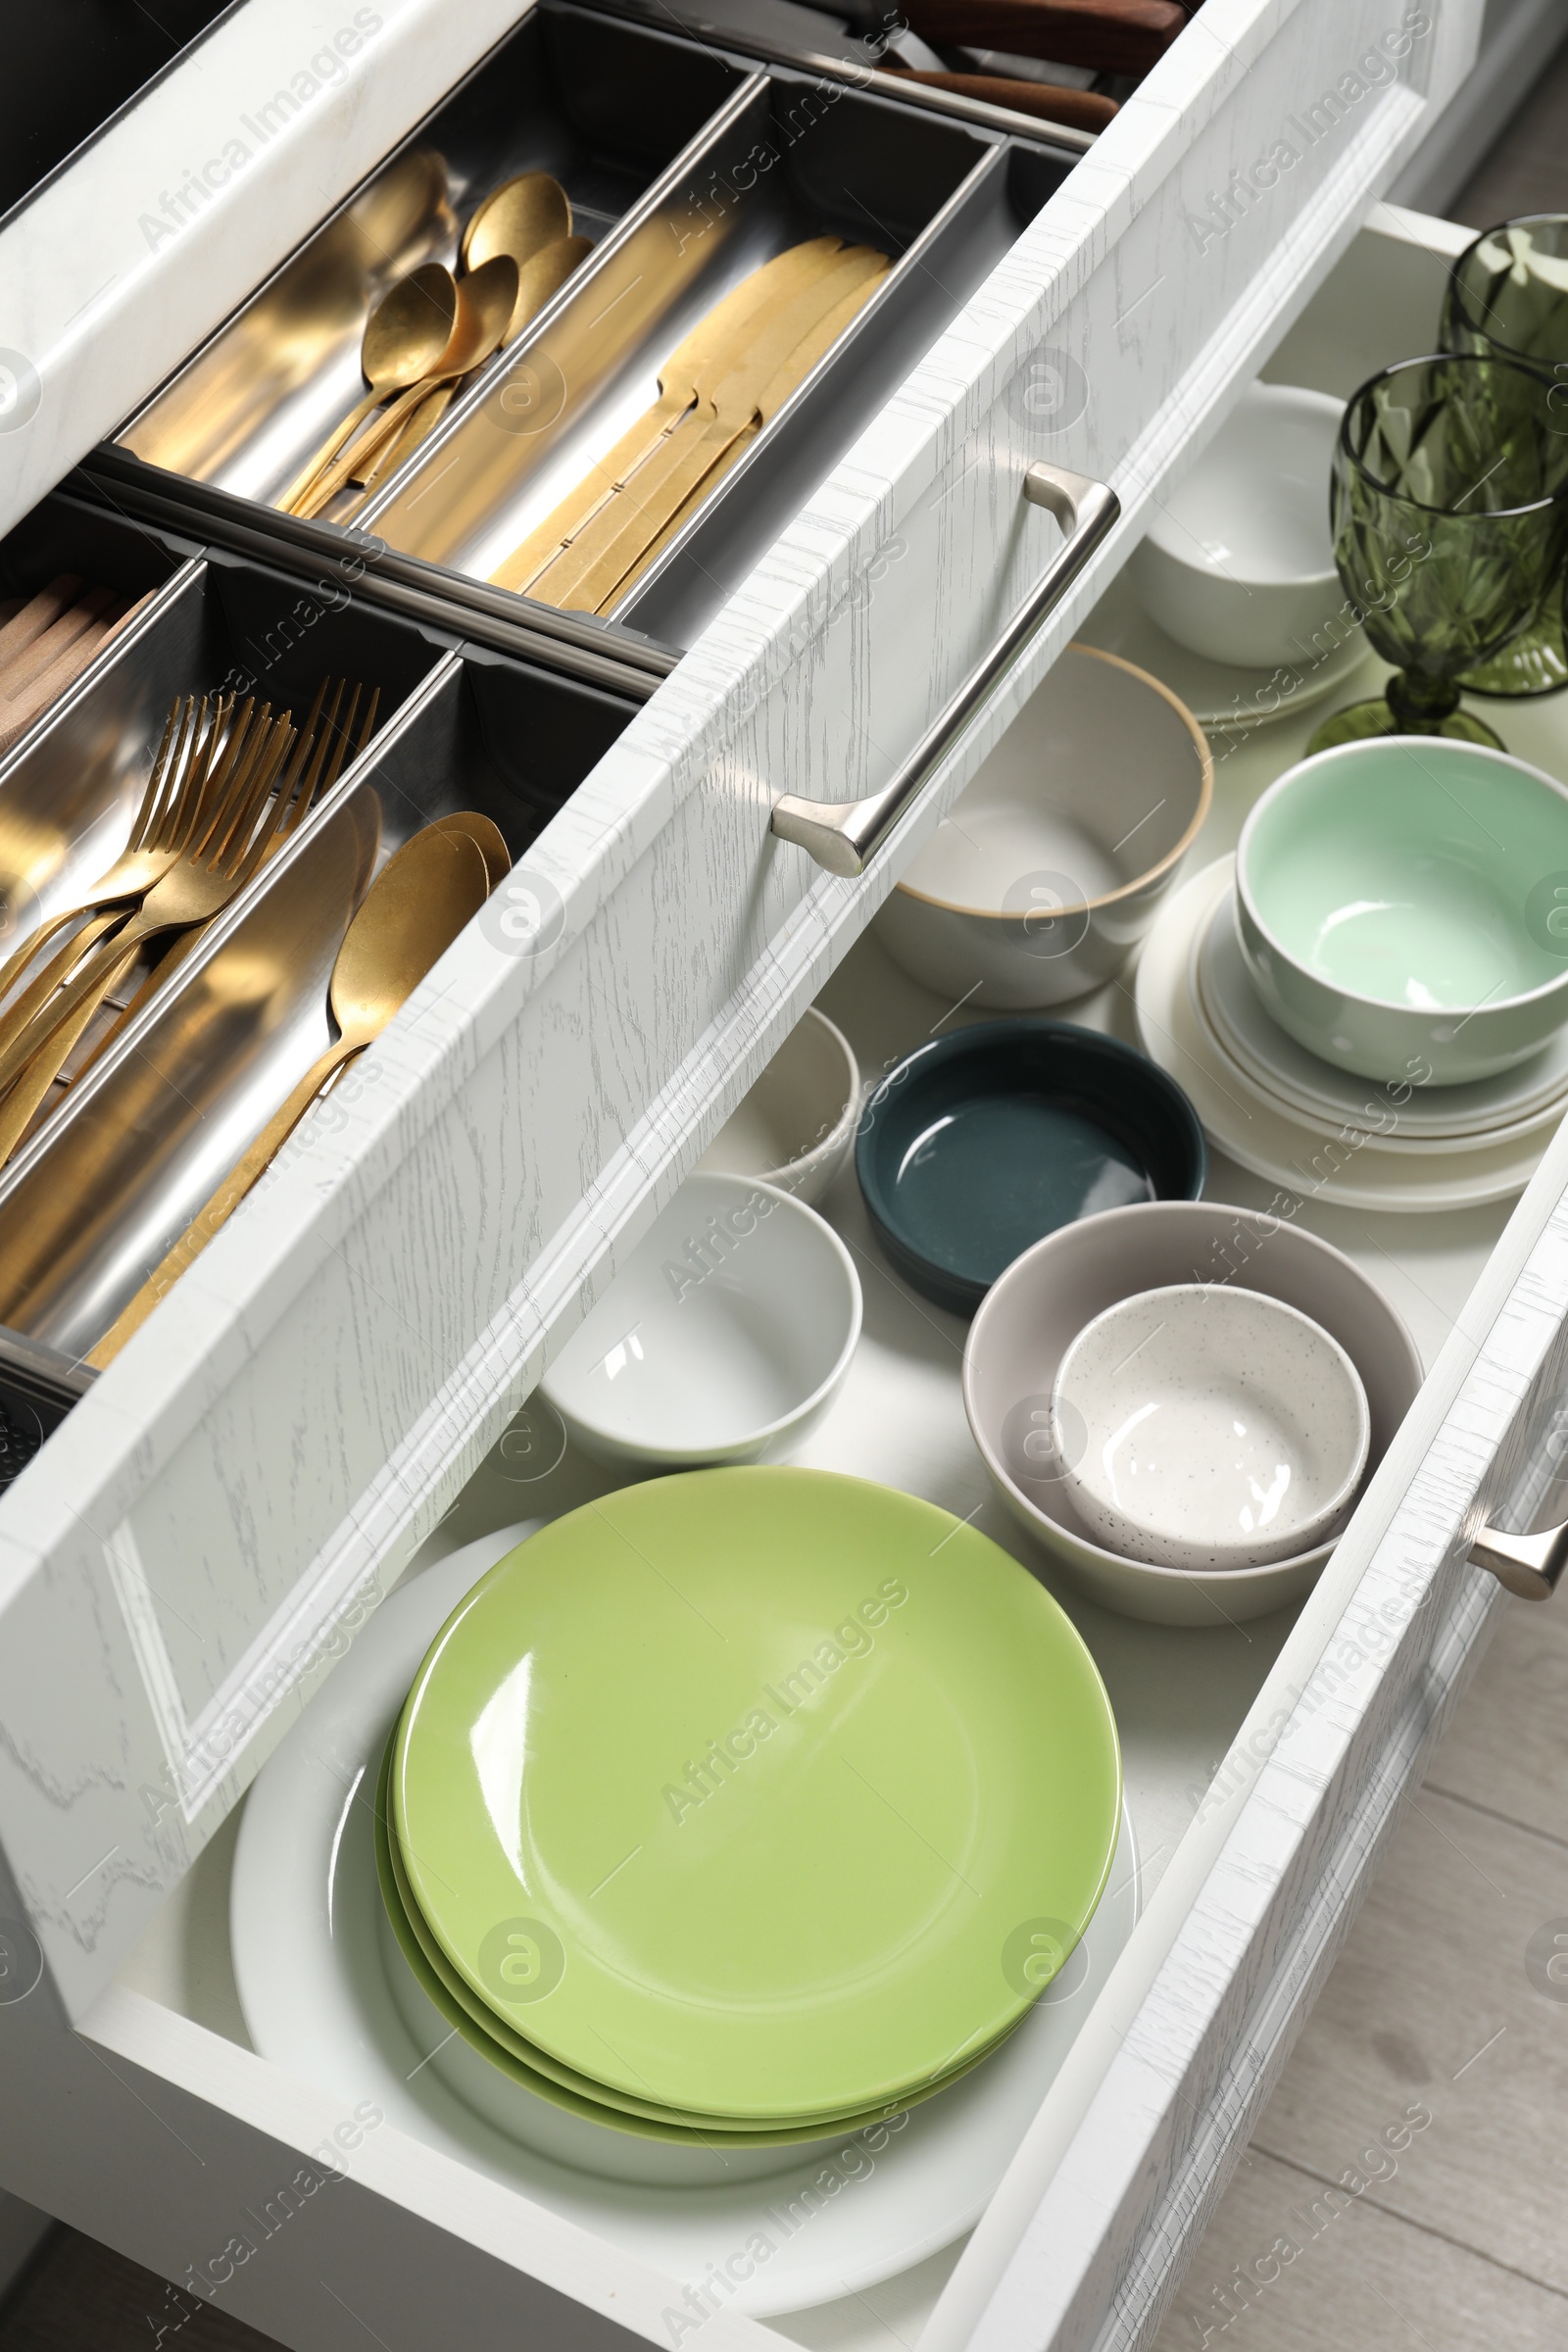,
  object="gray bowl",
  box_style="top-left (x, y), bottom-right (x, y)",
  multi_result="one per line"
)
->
top-left (962, 1200), bottom-right (1422, 1625)
top-left (876, 645), bottom-right (1211, 1009)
